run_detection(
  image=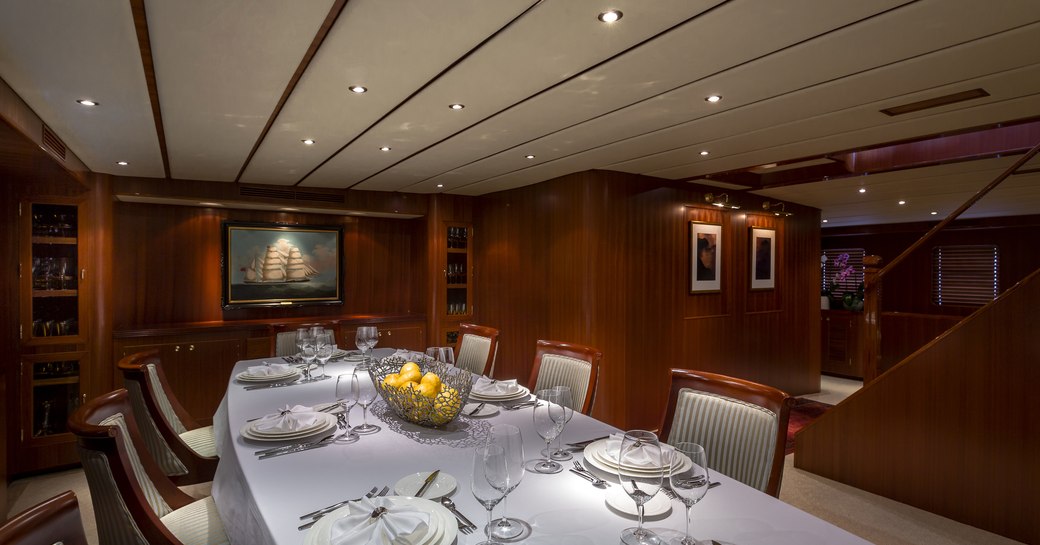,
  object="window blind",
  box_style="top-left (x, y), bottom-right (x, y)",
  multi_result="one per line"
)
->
top-left (931, 245), bottom-right (999, 306)
top-left (822, 248), bottom-right (865, 294)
